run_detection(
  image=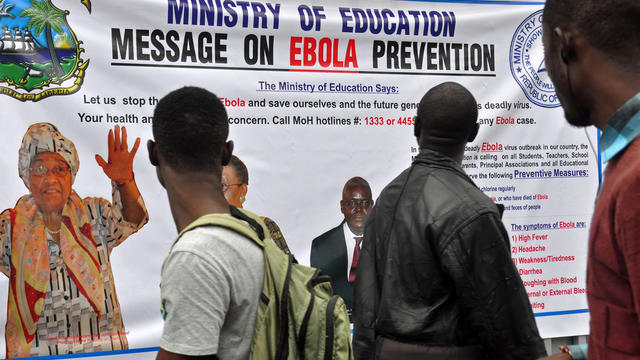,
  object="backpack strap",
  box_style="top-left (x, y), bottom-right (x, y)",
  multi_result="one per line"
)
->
top-left (229, 206), bottom-right (265, 240)
top-left (171, 207), bottom-right (267, 251)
